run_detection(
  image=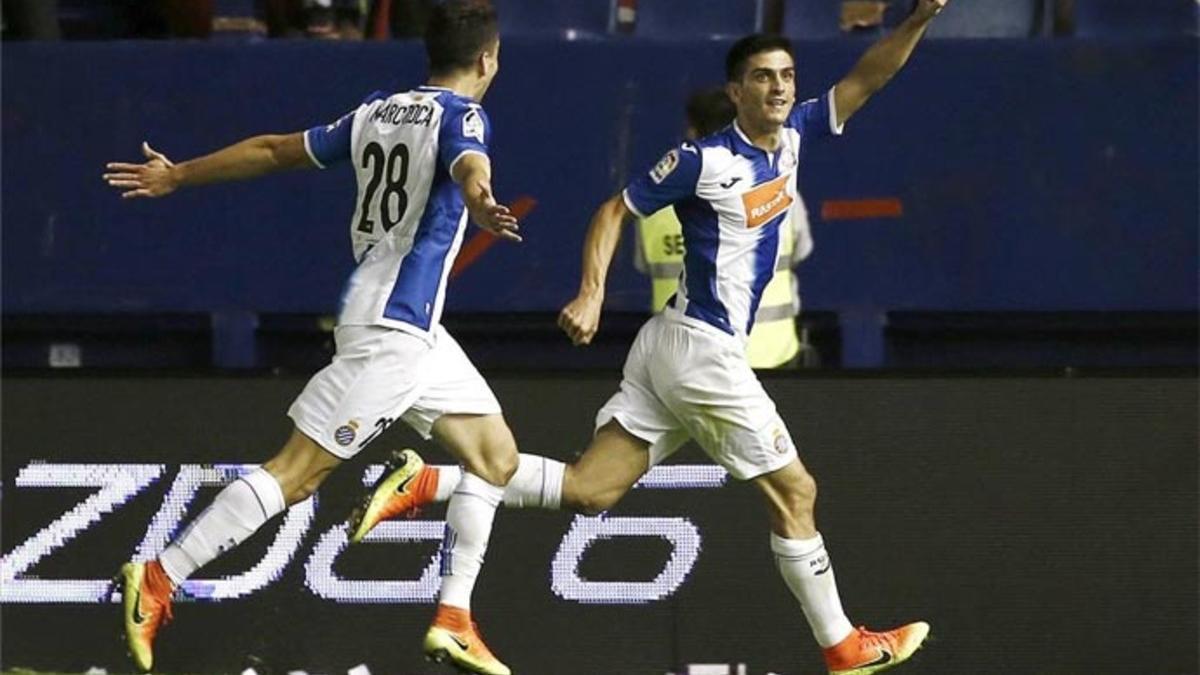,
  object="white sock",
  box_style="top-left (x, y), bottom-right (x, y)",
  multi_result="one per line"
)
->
top-left (434, 455), bottom-right (564, 510)
top-left (434, 465), bottom-right (461, 502)
top-left (771, 532), bottom-right (855, 648)
top-left (501, 454), bottom-right (564, 509)
top-left (438, 472), bottom-right (503, 610)
top-left (158, 467), bottom-right (286, 586)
